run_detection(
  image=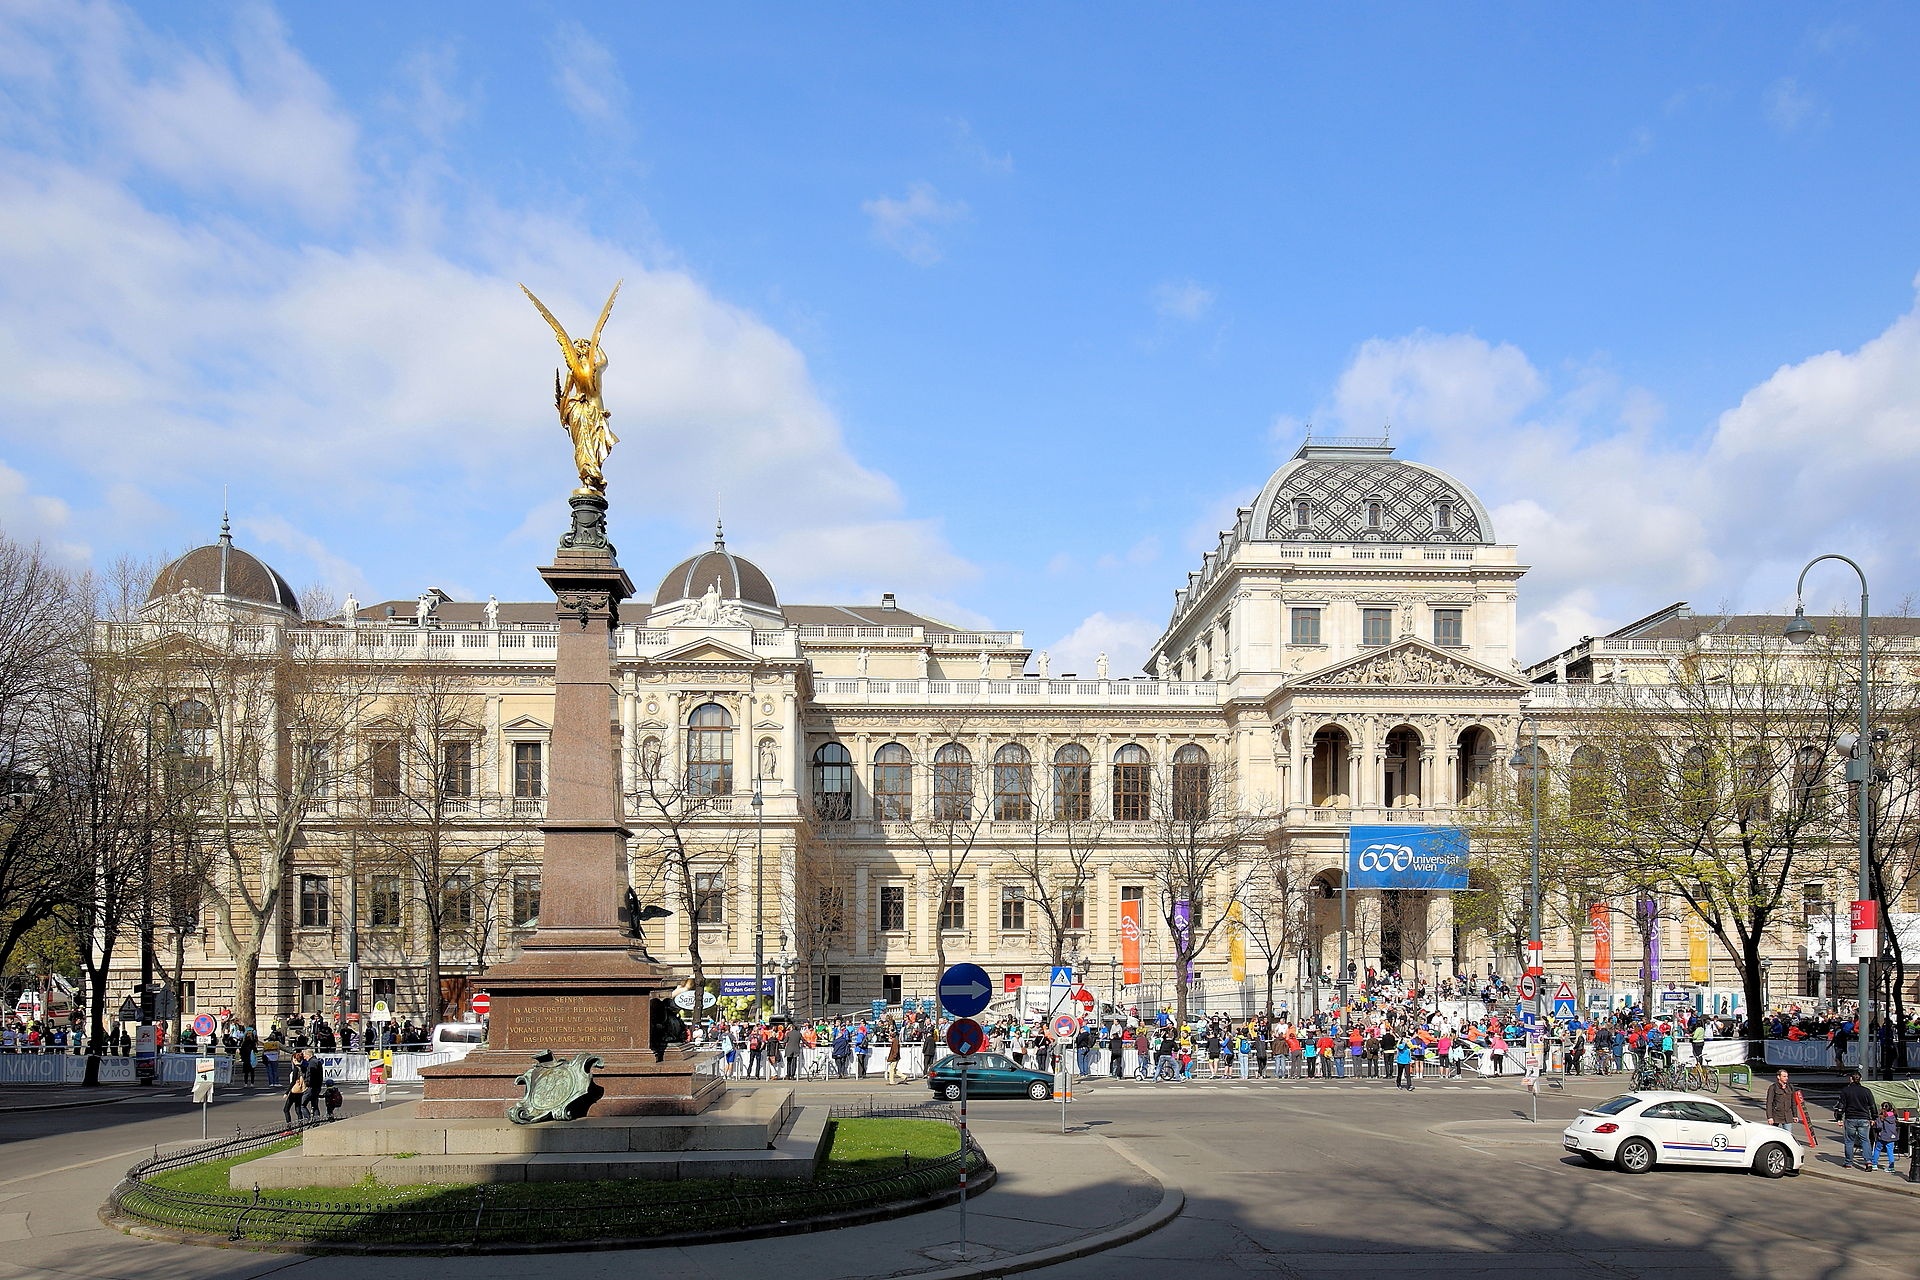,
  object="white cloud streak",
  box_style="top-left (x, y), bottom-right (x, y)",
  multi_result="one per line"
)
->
top-left (1152, 278), bottom-right (1215, 322)
top-left (862, 182), bottom-right (968, 265)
